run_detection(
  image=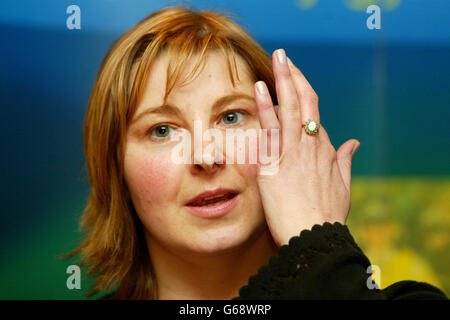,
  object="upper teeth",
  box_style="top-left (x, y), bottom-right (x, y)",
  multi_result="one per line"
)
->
top-left (203, 193), bottom-right (227, 201)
